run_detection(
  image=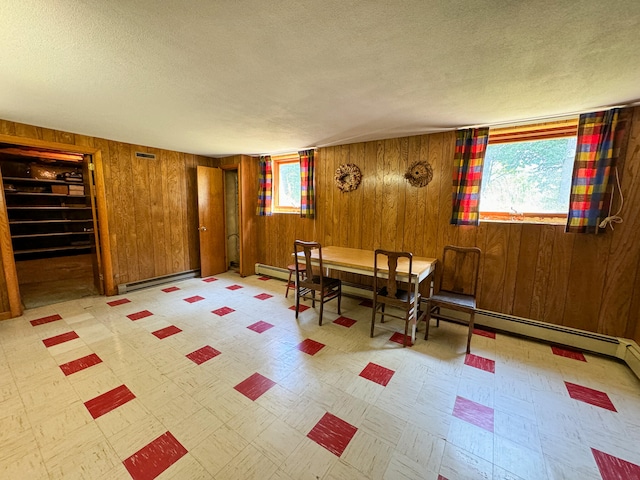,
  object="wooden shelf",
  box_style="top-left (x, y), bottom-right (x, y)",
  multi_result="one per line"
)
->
top-left (3, 176), bottom-right (69, 185)
top-left (4, 191), bottom-right (87, 198)
top-left (9, 219), bottom-right (93, 225)
top-left (7, 206), bottom-right (92, 210)
top-left (13, 245), bottom-right (92, 255)
top-left (12, 232), bottom-right (93, 239)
